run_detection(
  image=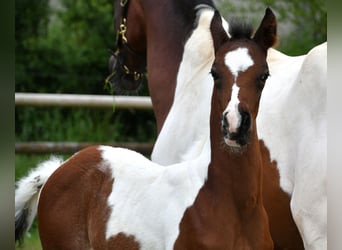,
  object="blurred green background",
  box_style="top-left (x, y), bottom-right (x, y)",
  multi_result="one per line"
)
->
top-left (15, 0), bottom-right (326, 249)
